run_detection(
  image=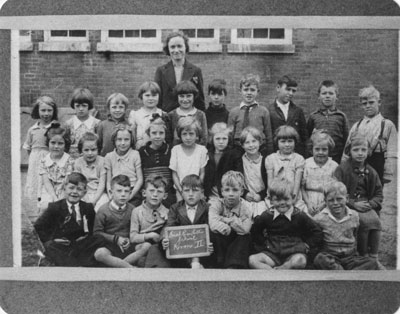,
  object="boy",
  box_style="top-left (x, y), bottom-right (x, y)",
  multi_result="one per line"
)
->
top-left (227, 74), bottom-right (274, 156)
top-left (130, 175), bottom-right (169, 267)
top-left (249, 179), bottom-right (323, 270)
top-left (160, 174), bottom-right (214, 268)
top-left (269, 75), bottom-right (308, 157)
top-left (209, 171), bottom-right (259, 268)
top-left (342, 85), bottom-right (397, 184)
top-left (313, 181), bottom-right (382, 270)
top-left (34, 172), bottom-right (105, 266)
top-left (93, 174), bottom-right (137, 268)
top-left (97, 93), bottom-right (130, 156)
top-left (204, 79), bottom-right (230, 129)
top-left (307, 80), bottom-right (349, 164)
